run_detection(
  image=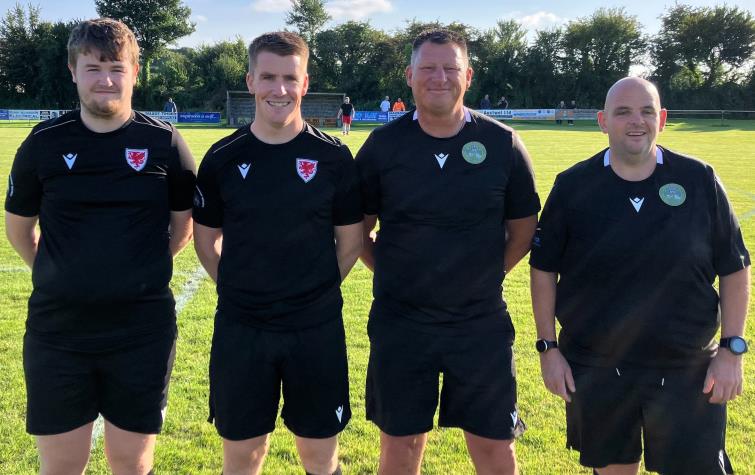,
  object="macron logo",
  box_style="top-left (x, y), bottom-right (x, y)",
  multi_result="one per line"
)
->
top-left (335, 405), bottom-right (344, 423)
top-left (63, 153), bottom-right (77, 170)
top-left (237, 163), bottom-right (250, 179)
top-left (629, 196), bottom-right (644, 213)
top-left (434, 153), bottom-right (449, 169)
